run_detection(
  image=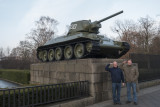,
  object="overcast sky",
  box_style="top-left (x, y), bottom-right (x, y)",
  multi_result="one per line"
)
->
top-left (0, 0), bottom-right (160, 49)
